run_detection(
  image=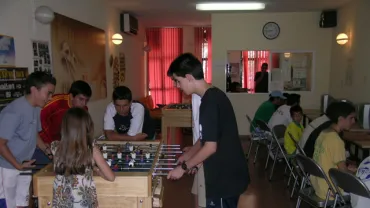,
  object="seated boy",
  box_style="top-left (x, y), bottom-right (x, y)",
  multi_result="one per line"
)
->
top-left (268, 93), bottom-right (301, 129)
top-left (284, 105), bottom-right (304, 155)
top-left (250, 91), bottom-right (286, 132)
top-left (311, 102), bottom-right (357, 200)
top-left (104, 86), bottom-right (155, 141)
